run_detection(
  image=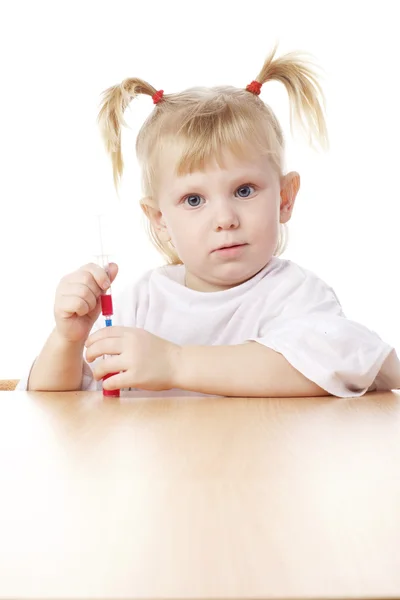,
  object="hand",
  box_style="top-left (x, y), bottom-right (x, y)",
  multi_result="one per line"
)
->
top-left (54, 262), bottom-right (119, 343)
top-left (85, 326), bottom-right (181, 391)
